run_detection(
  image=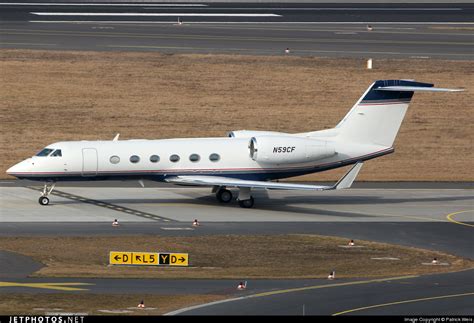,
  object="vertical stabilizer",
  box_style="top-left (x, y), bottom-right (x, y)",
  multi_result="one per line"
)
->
top-left (335, 80), bottom-right (433, 147)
